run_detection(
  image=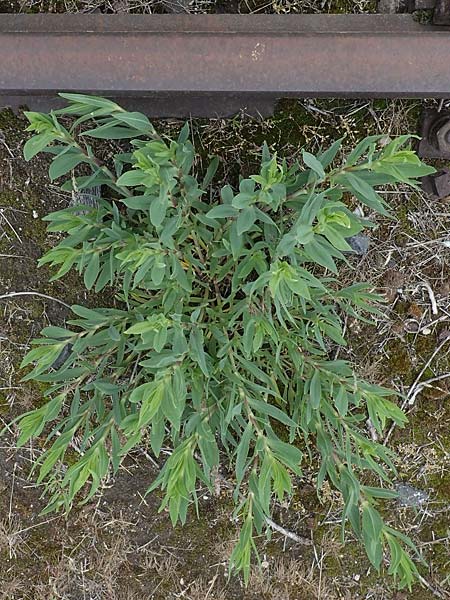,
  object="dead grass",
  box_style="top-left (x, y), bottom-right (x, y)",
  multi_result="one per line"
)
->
top-left (2, 0), bottom-right (378, 14)
top-left (0, 515), bottom-right (27, 559)
top-left (247, 556), bottom-right (339, 599)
